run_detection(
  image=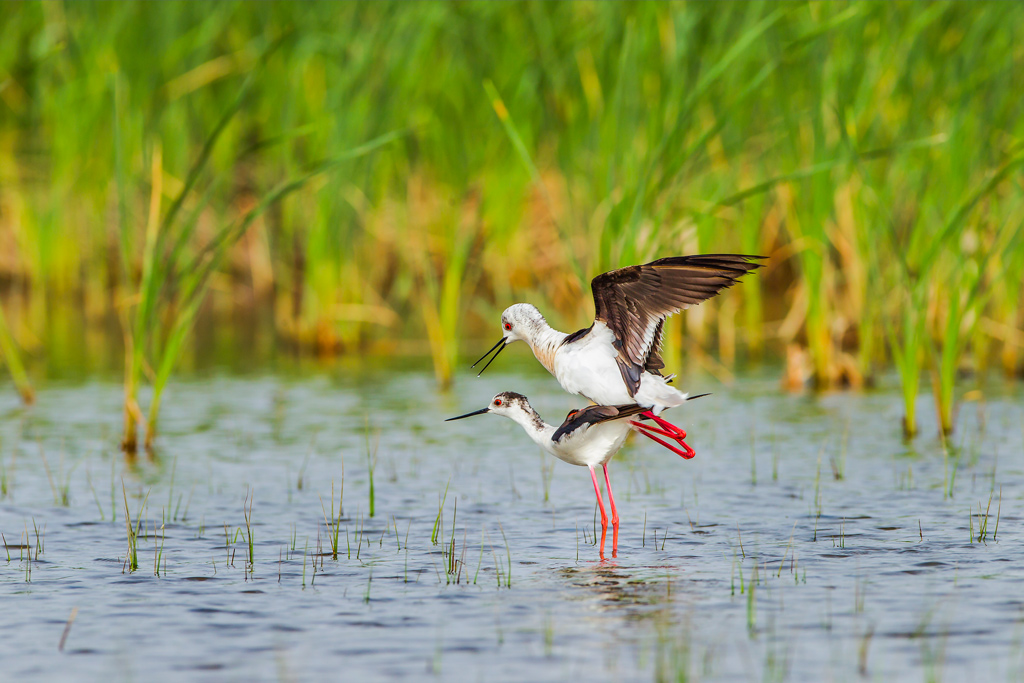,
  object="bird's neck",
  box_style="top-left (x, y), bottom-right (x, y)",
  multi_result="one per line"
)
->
top-left (509, 407), bottom-right (556, 450)
top-left (525, 322), bottom-right (567, 376)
